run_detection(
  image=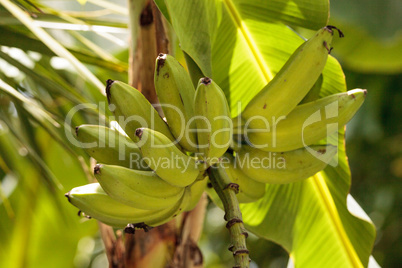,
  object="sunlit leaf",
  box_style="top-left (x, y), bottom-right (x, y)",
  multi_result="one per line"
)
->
top-left (0, 124), bottom-right (98, 267)
top-left (85, 0), bottom-right (128, 15)
top-left (155, 0), bottom-right (220, 77)
top-left (241, 131), bottom-right (376, 267)
top-left (156, 0), bottom-right (329, 78)
top-left (0, 11), bottom-right (128, 28)
top-left (0, 0), bottom-right (105, 93)
top-left (230, 0), bottom-right (329, 29)
top-left (0, 26), bottom-right (128, 72)
top-left (0, 79), bottom-right (59, 127)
